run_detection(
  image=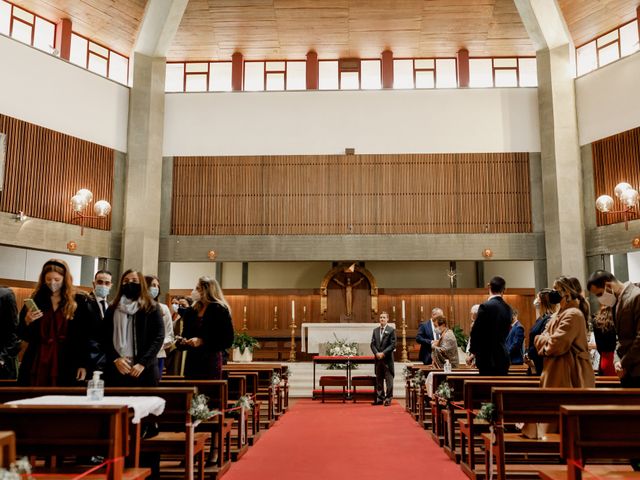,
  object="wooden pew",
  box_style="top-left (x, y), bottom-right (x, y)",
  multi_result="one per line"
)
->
top-left (0, 431), bottom-right (16, 468)
top-left (485, 388), bottom-right (640, 480)
top-left (0, 404), bottom-right (149, 480)
top-left (227, 372), bottom-right (262, 445)
top-left (160, 379), bottom-right (233, 472)
top-left (224, 375), bottom-right (250, 461)
top-left (537, 405), bottom-right (640, 480)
